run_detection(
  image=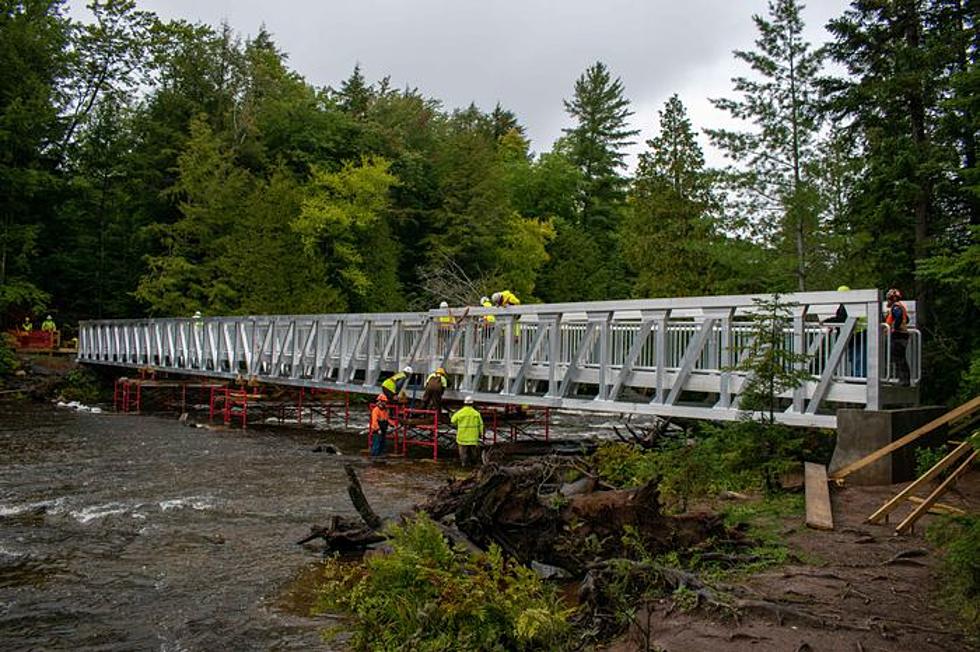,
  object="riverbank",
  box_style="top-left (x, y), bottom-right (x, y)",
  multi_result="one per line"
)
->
top-left (602, 477), bottom-right (979, 651)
